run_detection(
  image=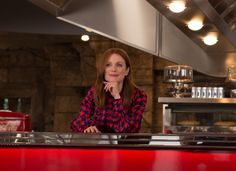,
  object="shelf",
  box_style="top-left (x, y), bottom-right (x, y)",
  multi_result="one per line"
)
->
top-left (158, 97), bottom-right (236, 104)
